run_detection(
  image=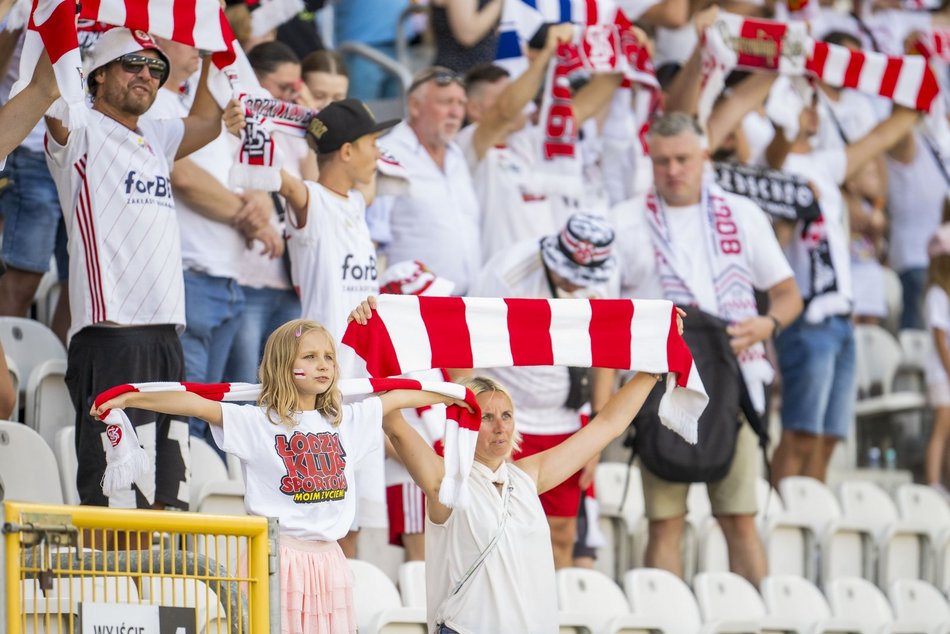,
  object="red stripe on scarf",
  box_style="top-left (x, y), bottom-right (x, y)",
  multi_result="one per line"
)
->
top-left (916, 63), bottom-right (940, 111)
top-left (124, 0), bottom-right (150, 32)
top-left (665, 306), bottom-right (692, 388)
top-left (211, 10), bottom-right (238, 68)
top-left (182, 382), bottom-right (231, 401)
top-left (586, 0), bottom-right (599, 24)
top-left (31, 0), bottom-right (79, 64)
top-left (505, 298), bottom-right (554, 365)
top-left (842, 50), bottom-right (865, 89)
top-left (589, 299), bottom-right (633, 368)
top-left (82, 0), bottom-right (101, 18)
top-left (340, 310), bottom-right (402, 377)
top-left (806, 41), bottom-right (829, 76)
top-left (879, 57), bottom-right (903, 98)
top-left (172, 0), bottom-right (198, 46)
top-left (420, 297), bottom-right (473, 370)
